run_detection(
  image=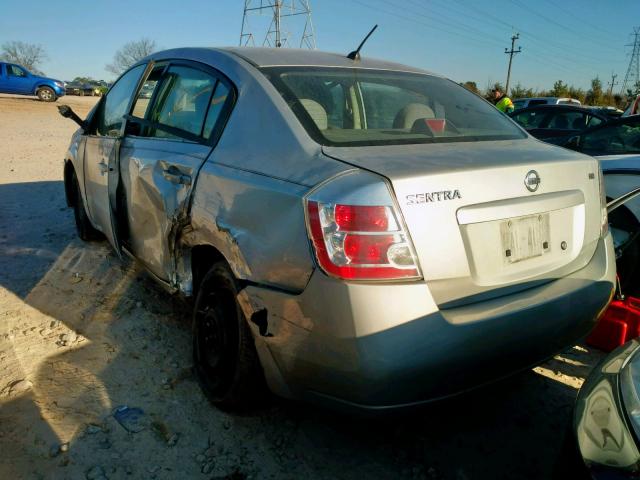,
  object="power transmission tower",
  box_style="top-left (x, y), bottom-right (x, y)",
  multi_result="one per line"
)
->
top-left (607, 72), bottom-right (618, 98)
top-left (620, 27), bottom-right (640, 95)
top-left (504, 33), bottom-right (522, 96)
top-left (240, 1), bottom-right (316, 49)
